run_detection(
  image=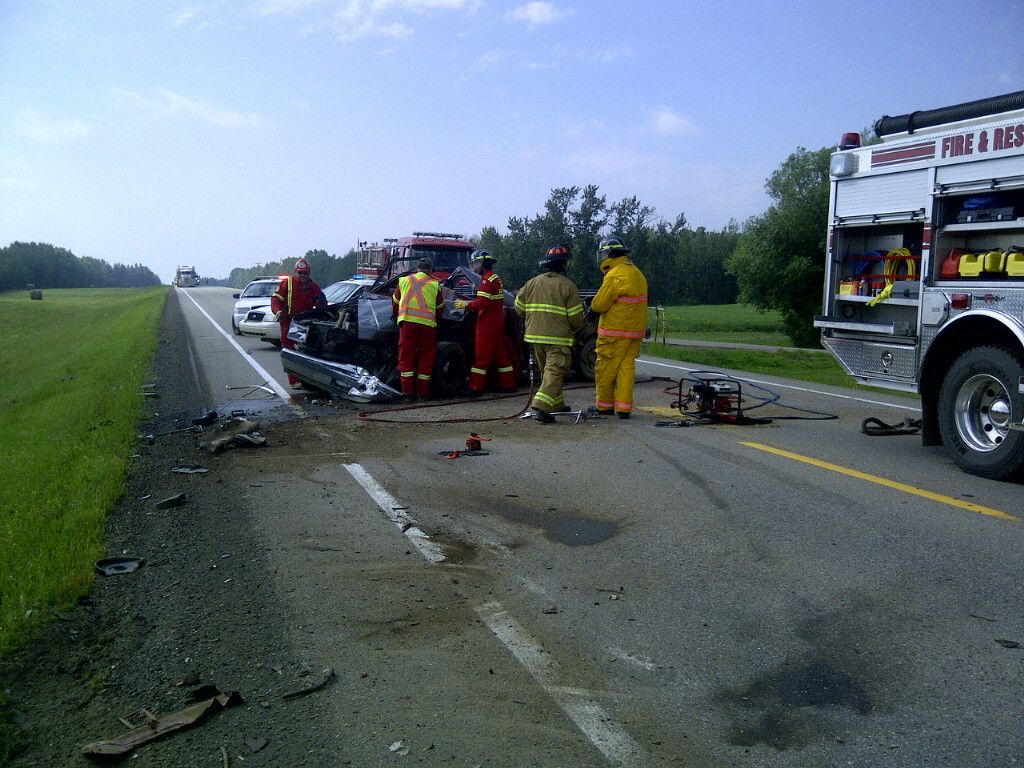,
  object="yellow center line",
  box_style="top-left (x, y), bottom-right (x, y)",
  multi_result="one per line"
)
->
top-left (739, 441), bottom-right (1017, 522)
